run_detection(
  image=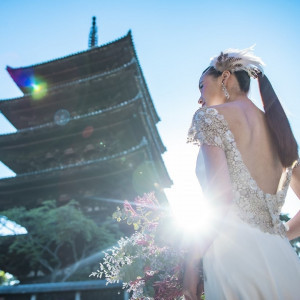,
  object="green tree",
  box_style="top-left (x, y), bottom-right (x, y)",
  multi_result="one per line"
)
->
top-left (0, 200), bottom-right (122, 282)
